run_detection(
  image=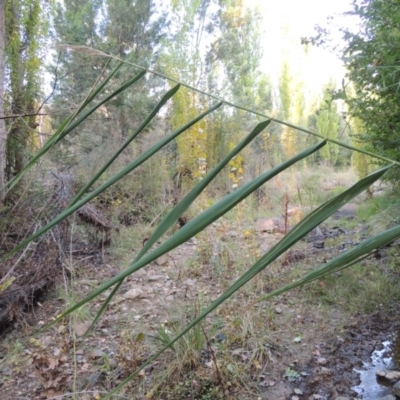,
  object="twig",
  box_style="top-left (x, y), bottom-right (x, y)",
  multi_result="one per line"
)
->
top-left (0, 224), bottom-right (39, 283)
top-left (200, 323), bottom-right (226, 394)
top-left (283, 193), bottom-right (289, 234)
top-left (0, 112), bottom-right (51, 120)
